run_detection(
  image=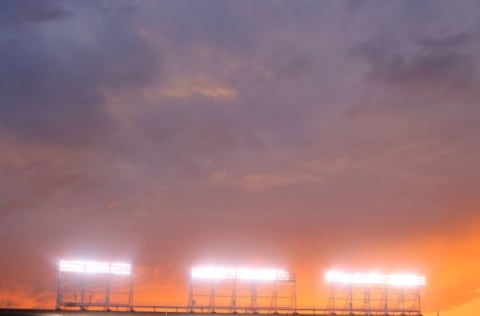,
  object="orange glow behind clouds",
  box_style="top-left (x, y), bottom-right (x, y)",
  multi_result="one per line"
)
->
top-left (1, 222), bottom-right (479, 316)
